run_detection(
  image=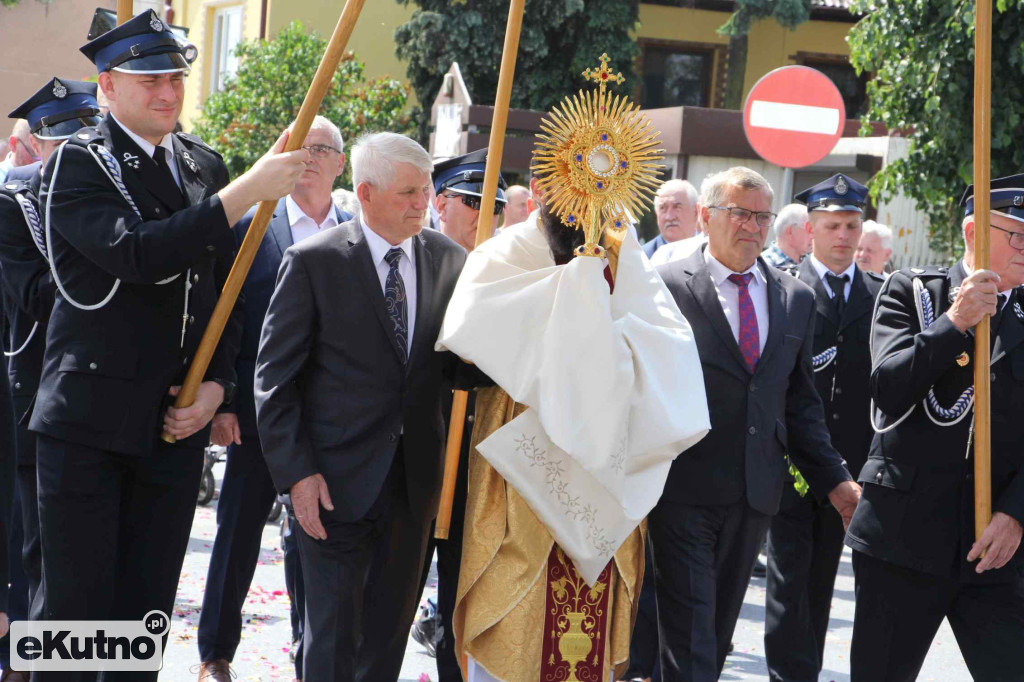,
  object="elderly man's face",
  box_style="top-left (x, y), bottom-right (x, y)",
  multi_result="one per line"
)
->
top-left (703, 184), bottom-right (772, 272)
top-left (656, 187), bottom-right (698, 242)
top-left (855, 231), bottom-right (891, 274)
top-left (359, 163), bottom-right (431, 244)
top-left (295, 127), bottom-right (345, 198)
top-left (810, 210), bottom-right (862, 273)
top-left (503, 186), bottom-right (532, 226)
top-left (436, 191), bottom-right (499, 252)
top-left (965, 211), bottom-right (1024, 289)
